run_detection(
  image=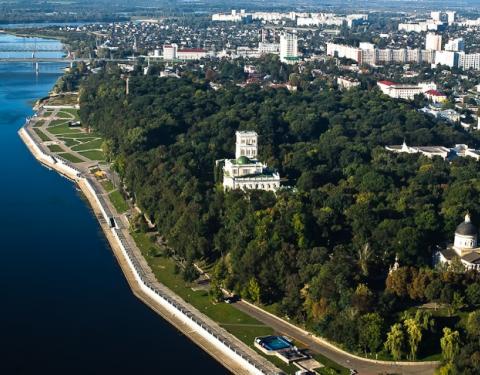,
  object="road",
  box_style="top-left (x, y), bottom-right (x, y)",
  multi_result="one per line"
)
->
top-left (233, 300), bottom-right (438, 375)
